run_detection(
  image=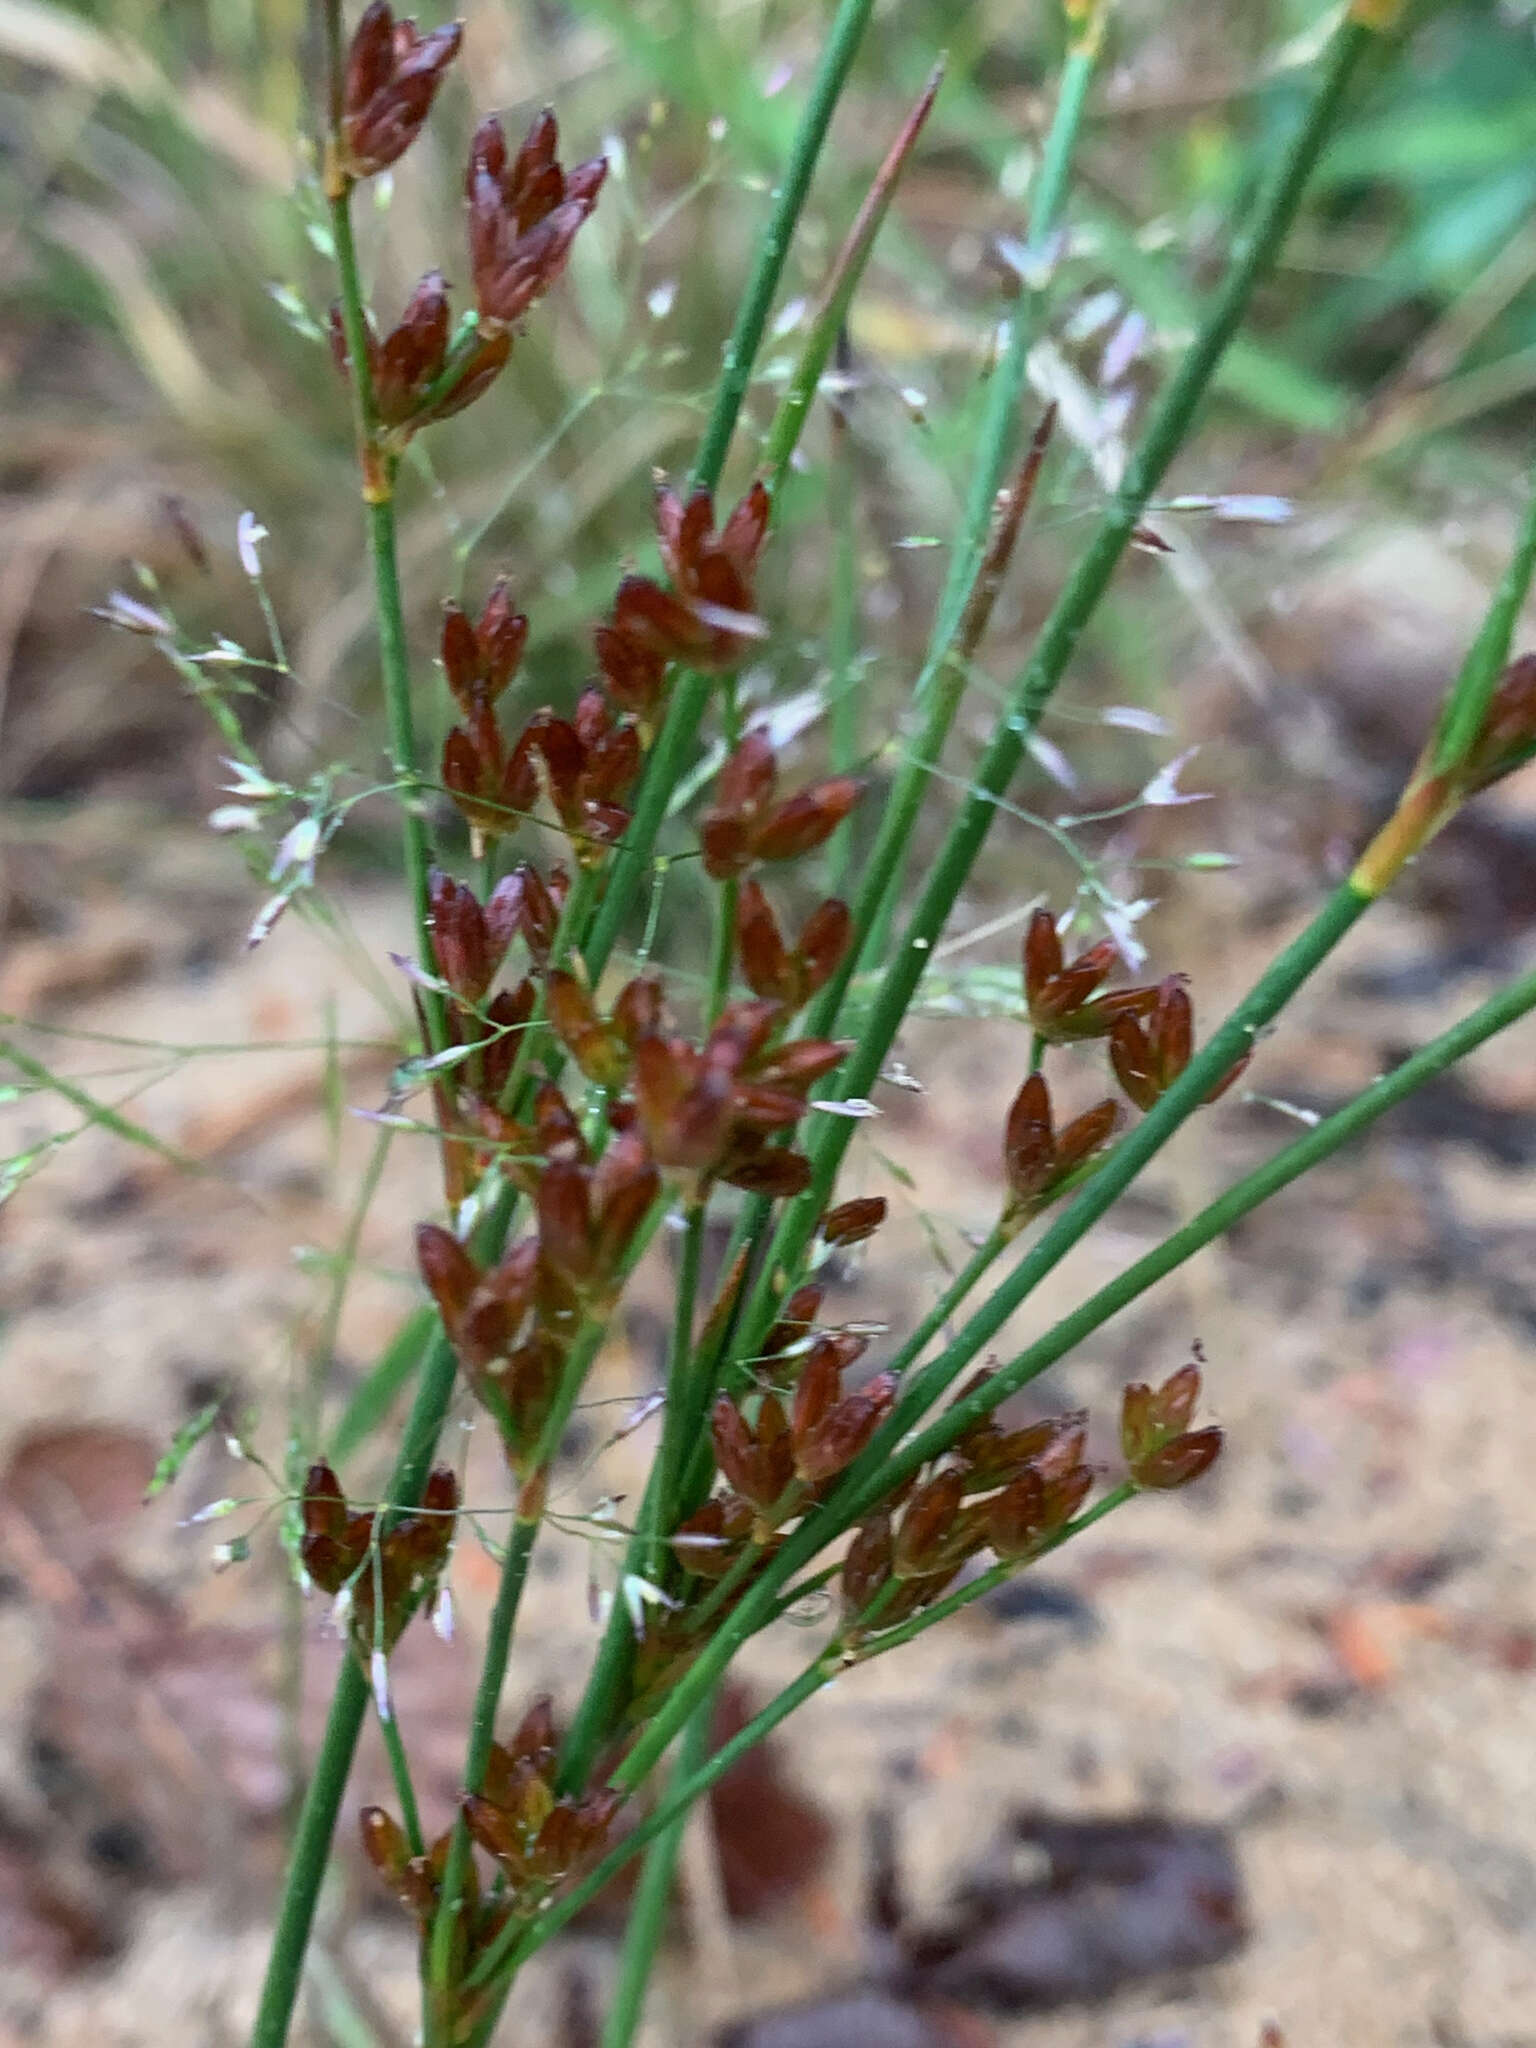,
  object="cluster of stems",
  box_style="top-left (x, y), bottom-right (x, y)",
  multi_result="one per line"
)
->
top-left (225, 3), bottom-right (1536, 2046)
